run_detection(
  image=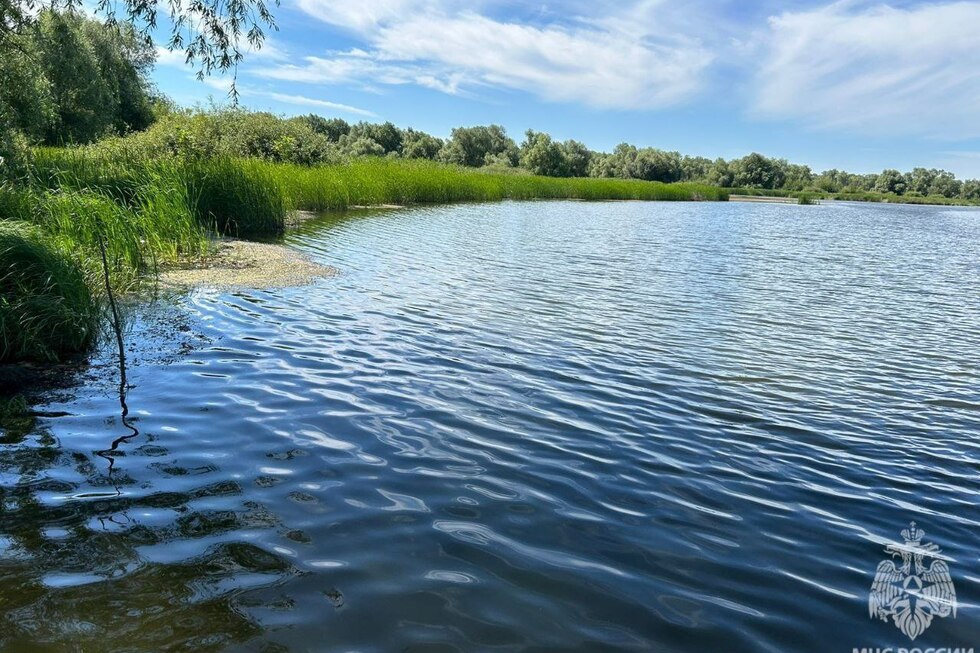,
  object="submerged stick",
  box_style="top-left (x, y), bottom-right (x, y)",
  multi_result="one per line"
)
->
top-left (96, 233), bottom-right (139, 474)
